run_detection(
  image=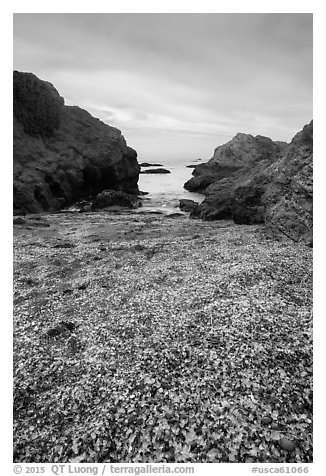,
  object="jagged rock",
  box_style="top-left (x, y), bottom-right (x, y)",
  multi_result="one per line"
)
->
top-left (179, 199), bottom-right (199, 213)
top-left (14, 71), bottom-right (64, 137)
top-left (184, 169), bottom-right (222, 192)
top-left (13, 71), bottom-right (140, 213)
top-left (185, 133), bottom-right (285, 193)
top-left (91, 190), bottom-right (141, 210)
top-left (140, 168), bottom-right (171, 174)
top-left (188, 122), bottom-right (313, 245)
